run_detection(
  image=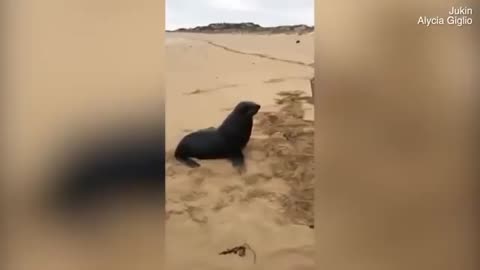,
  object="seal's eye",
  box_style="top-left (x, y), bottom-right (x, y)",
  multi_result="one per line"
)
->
top-left (234, 104), bottom-right (248, 114)
top-left (240, 105), bottom-right (252, 115)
